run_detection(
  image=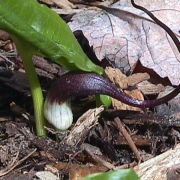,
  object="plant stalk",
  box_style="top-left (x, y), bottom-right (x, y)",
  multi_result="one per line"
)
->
top-left (13, 39), bottom-right (47, 137)
top-left (22, 54), bottom-right (46, 137)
